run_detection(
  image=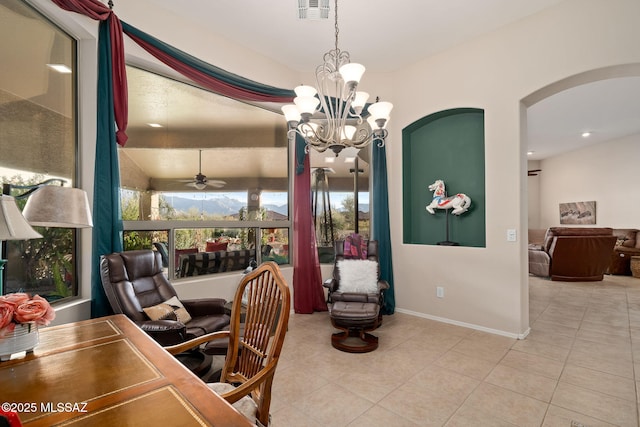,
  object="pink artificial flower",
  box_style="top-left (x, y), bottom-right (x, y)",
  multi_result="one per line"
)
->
top-left (0, 301), bottom-right (16, 337)
top-left (0, 292), bottom-right (30, 307)
top-left (14, 295), bottom-right (55, 326)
